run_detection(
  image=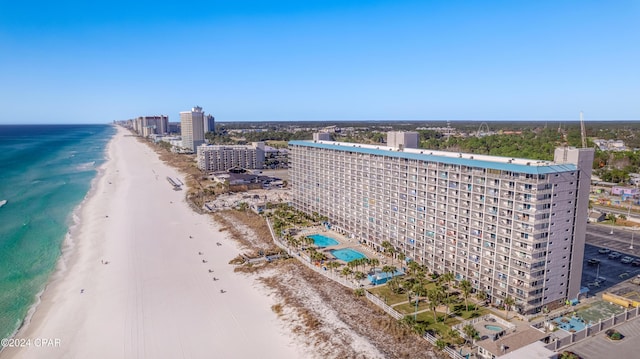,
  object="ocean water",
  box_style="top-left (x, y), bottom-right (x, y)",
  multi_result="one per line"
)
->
top-left (0, 124), bottom-right (115, 341)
